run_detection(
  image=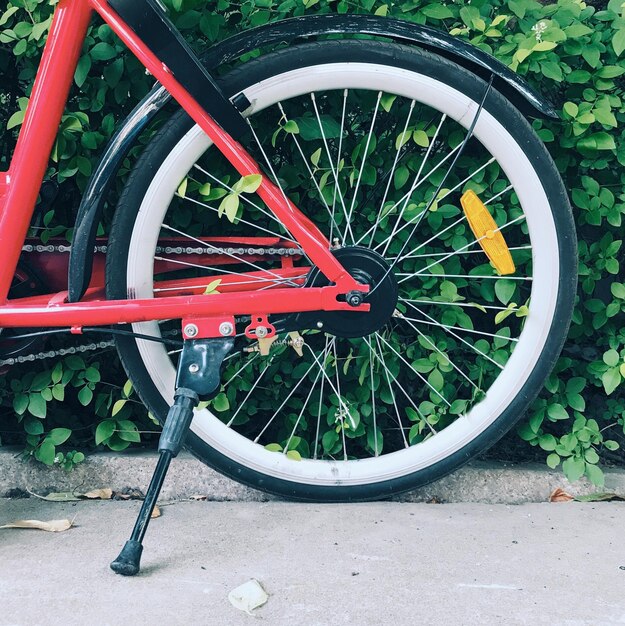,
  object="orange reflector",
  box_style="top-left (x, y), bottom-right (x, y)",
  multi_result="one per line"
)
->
top-left (460, 190), bottom-right (515, 276)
